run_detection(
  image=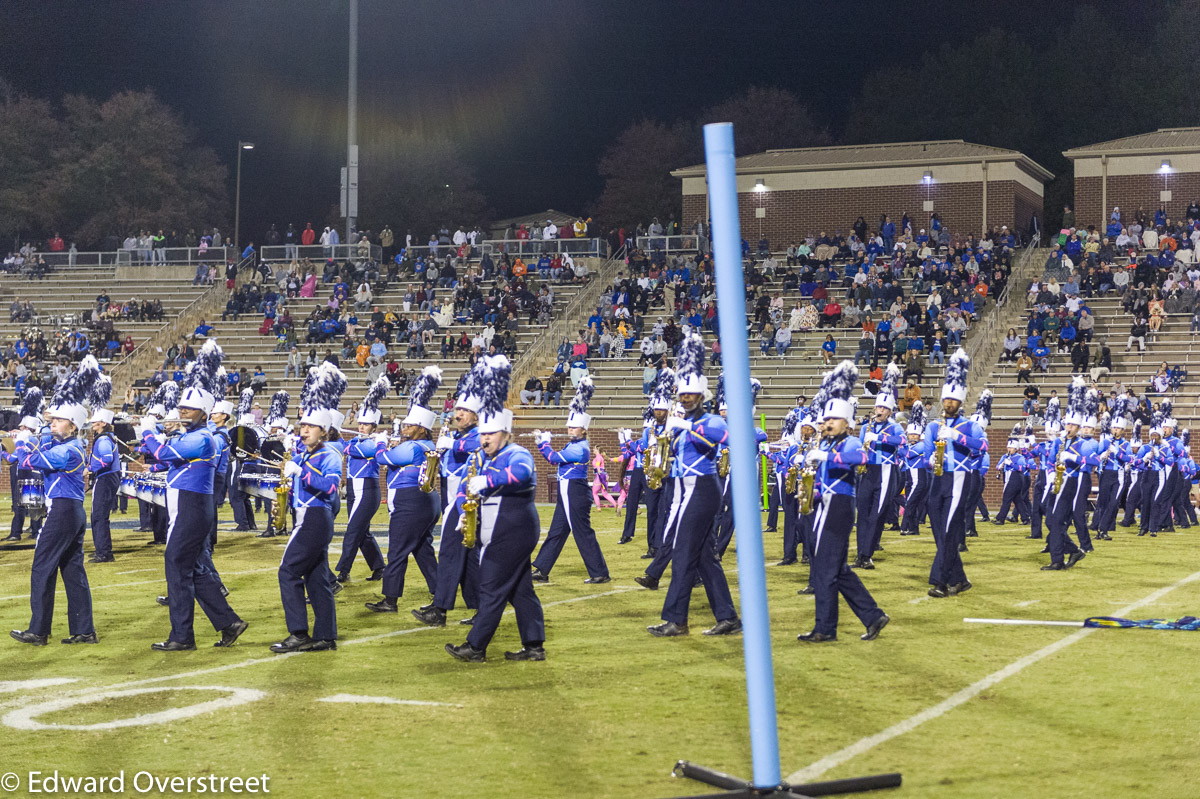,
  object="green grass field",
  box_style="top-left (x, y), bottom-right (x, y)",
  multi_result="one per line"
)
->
top-left (1, 503), bottom-right (1199, 799)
